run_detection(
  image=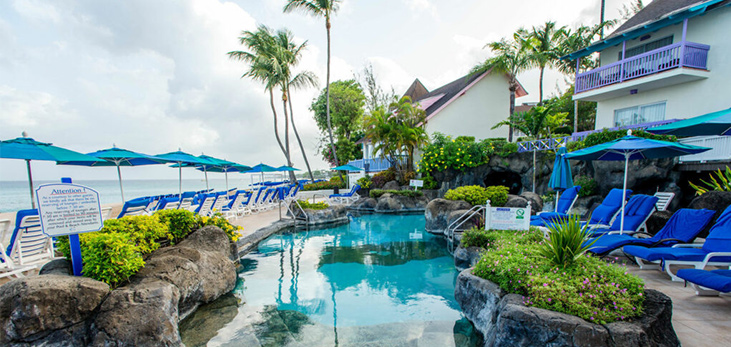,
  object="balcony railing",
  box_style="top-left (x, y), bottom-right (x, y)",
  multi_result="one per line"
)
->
top-left (347, 157), bottom-right (395, 172)
top-left (678, 136), bottom-right (731, 163)
top-left (575, 41), bottom-right (710, 93)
